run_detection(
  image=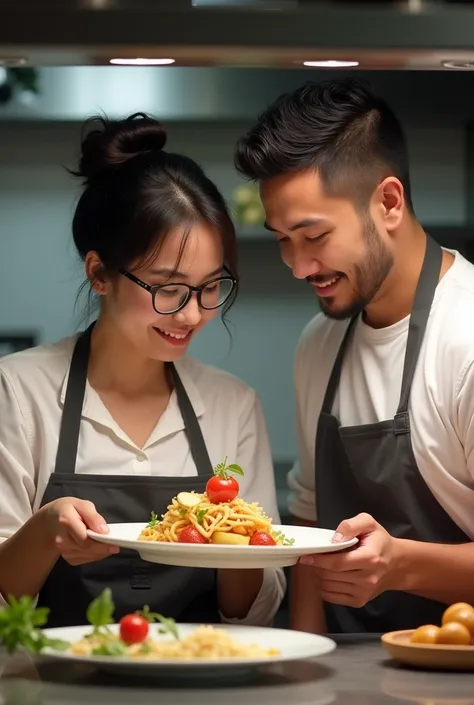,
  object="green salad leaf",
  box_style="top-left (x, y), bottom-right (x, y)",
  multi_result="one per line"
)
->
top-left (272, 530), bottom-right (295, 546)
top-left (196, 508), bottom-right (209, 525)
top-left (0, 595), bottom-right (69, 655)
top-left (92, 640), bottom-right (128, 656)
top-left (86, 588), bottom-right (114, 635)
top-left (146, 511), bottom-right (160, 527)
top-left (136, 605), bottom-right (179, 640)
